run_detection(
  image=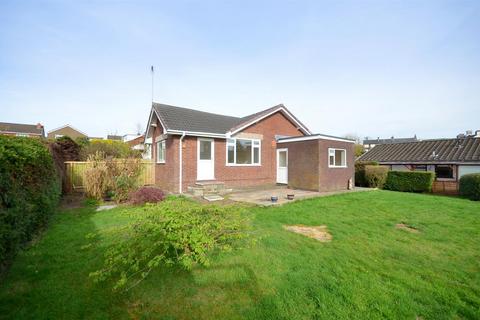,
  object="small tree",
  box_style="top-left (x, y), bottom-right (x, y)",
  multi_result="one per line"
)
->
top-left (364, 165), bottom-right (389, 188)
